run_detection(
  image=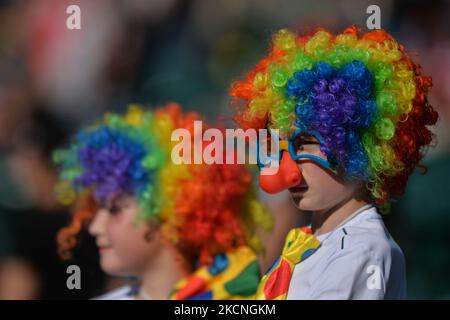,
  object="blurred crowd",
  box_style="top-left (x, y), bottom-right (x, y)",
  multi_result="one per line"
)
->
top-left (0, 0), bottom-right (449, 299)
